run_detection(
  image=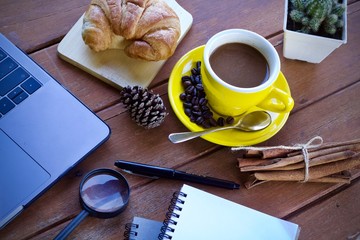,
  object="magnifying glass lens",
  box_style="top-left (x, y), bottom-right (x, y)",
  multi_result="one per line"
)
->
top-left (80, 172), bottom-right (129, 213)
top-left (55, 169), bottom-right (130, 240)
